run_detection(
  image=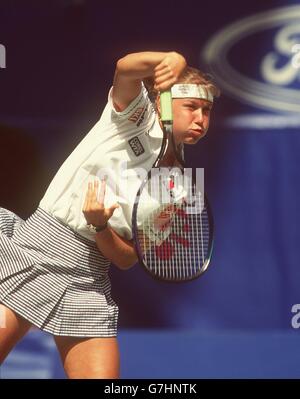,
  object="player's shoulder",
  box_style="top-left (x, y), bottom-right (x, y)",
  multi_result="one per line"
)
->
top-left (107, 82), bottom-right (155, 123)
top-left (112, 67), bottom-right (142, 112)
